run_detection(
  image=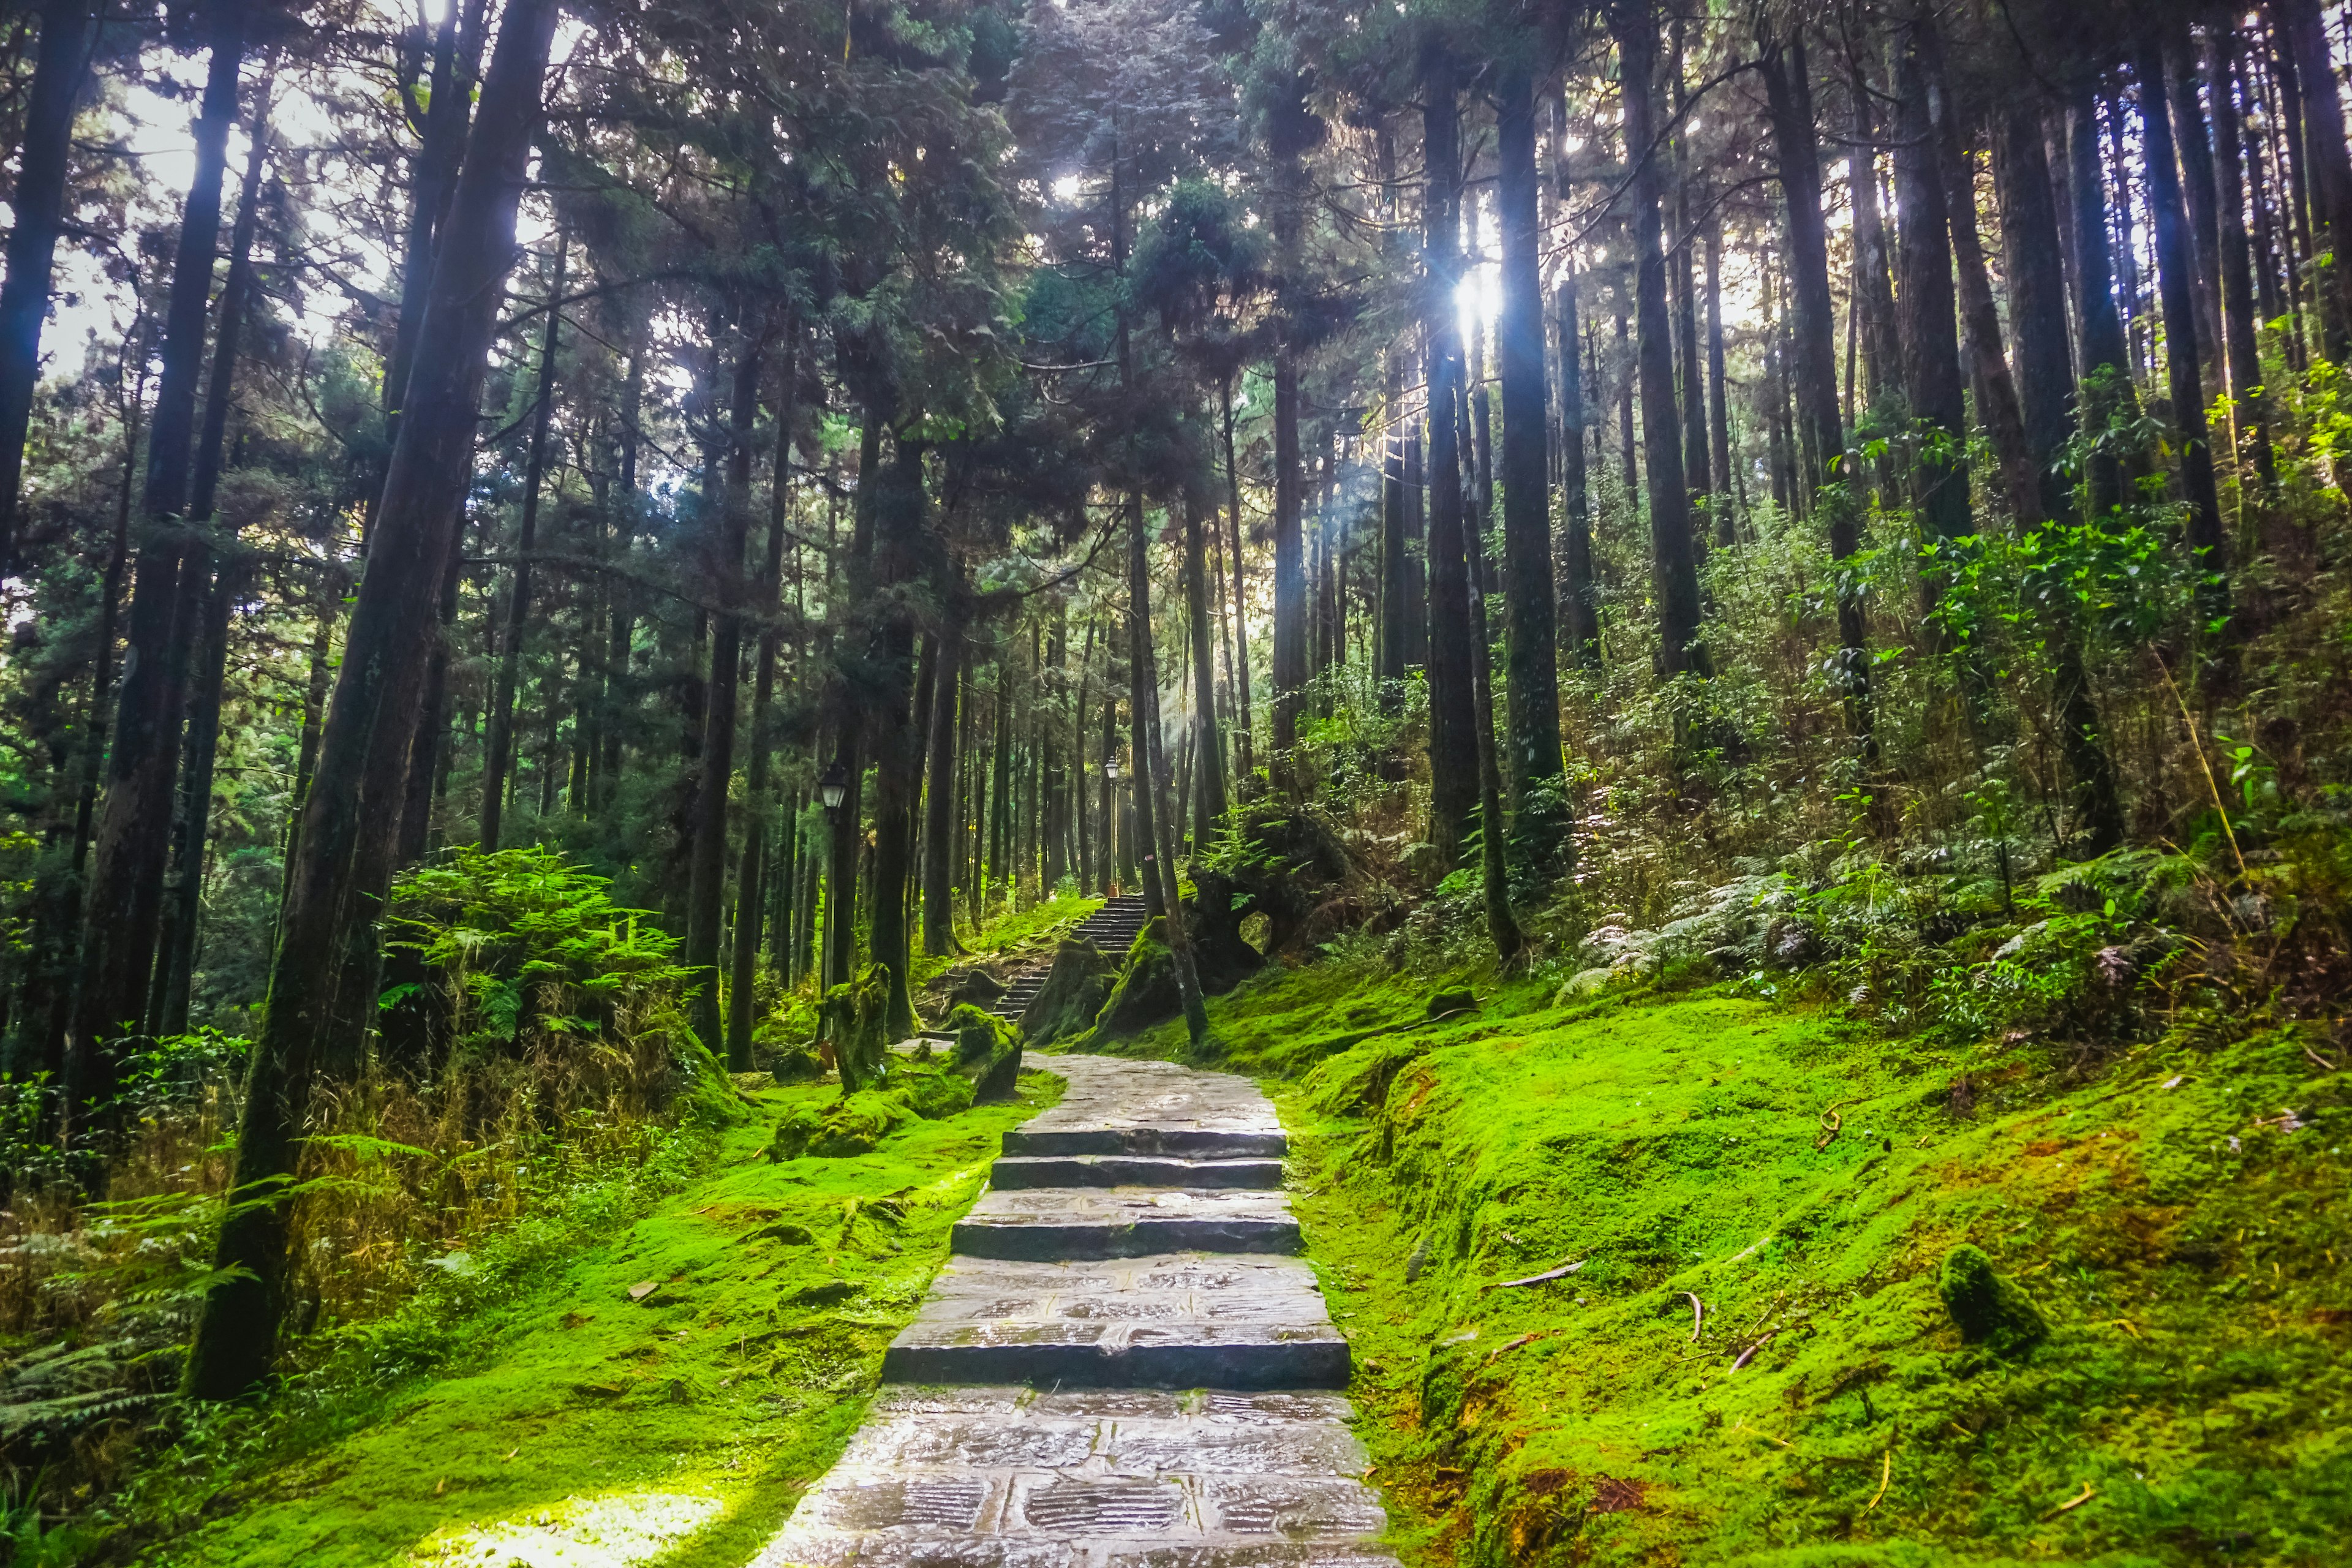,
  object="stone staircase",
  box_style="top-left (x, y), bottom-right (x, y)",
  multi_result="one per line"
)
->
top-left (755, 1054), bottom-right (1398, 1565)
top-left (988, 894), bottom-right (1151, 1022)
